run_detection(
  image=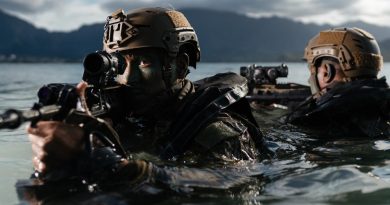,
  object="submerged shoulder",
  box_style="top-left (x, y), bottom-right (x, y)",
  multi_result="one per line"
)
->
top-left (194, 112), bottom-right (248, 150)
